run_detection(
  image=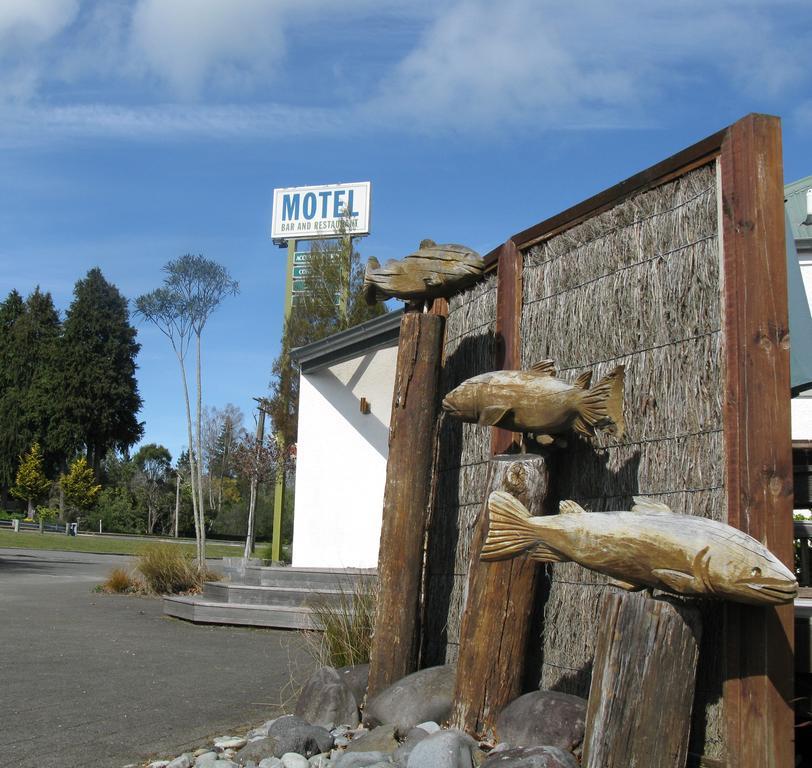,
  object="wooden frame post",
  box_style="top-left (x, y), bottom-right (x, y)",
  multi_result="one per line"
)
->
top-left (720, 114), bottom-right (794, 767)
top-left (366, 310), bottom-right (446, 700)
